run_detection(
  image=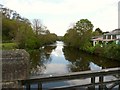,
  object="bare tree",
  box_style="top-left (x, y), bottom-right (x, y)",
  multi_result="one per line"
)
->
top-left (32, 19), bottom-right (43, 35)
